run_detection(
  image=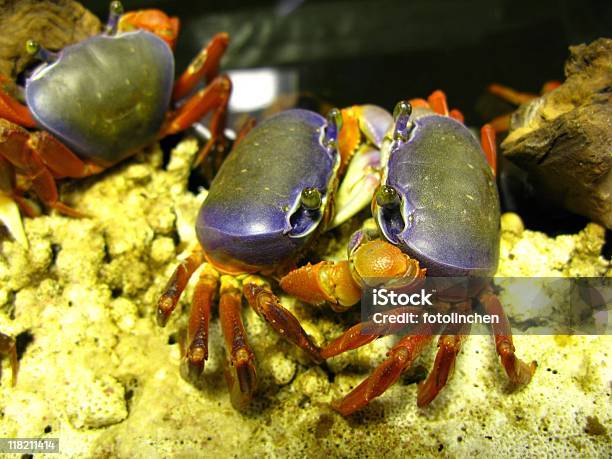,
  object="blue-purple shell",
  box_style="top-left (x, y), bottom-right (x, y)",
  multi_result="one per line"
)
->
top-left (196, 109), bottom-right (339, 272)
top-left (375, 114), bottom-right (500, 277)
top-left (25, 30), bottom-right (173, 164)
